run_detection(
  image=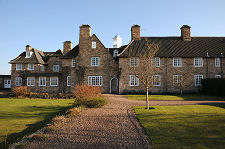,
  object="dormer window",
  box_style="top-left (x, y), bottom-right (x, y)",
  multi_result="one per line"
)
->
top-left (26, 51), bottom-right (33, 58)
top-left (53, 65), bottom-right (59, 72)
top-left (92, 41), bottom-right (96, 49)
top-left (113, 50), bottom-right (118, 57)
